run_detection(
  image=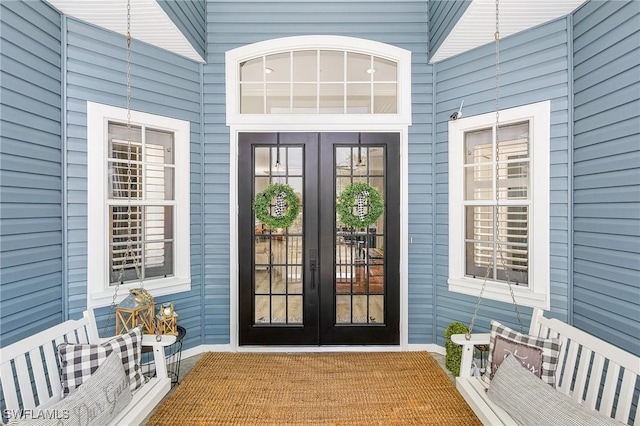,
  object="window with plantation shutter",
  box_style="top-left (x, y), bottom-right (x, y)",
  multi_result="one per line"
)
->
top-left (87, 102), bottom-right (190, 307)
top-left (448, 101), bottom-right (550, 310)
top-left (464, 122), bottom-right (529, 286)
top-left (107, 123), bottom-right (174, 285)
